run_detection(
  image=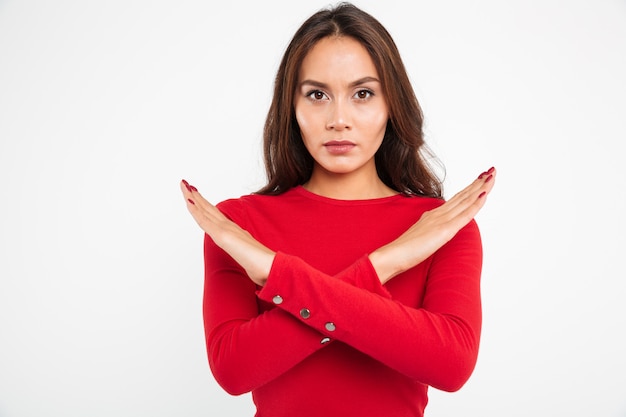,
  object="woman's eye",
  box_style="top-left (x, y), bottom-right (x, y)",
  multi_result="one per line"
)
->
top-left (307, 90), bottom-right (327, 100)
top-left (355, 89), bottom-right (373, 99)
